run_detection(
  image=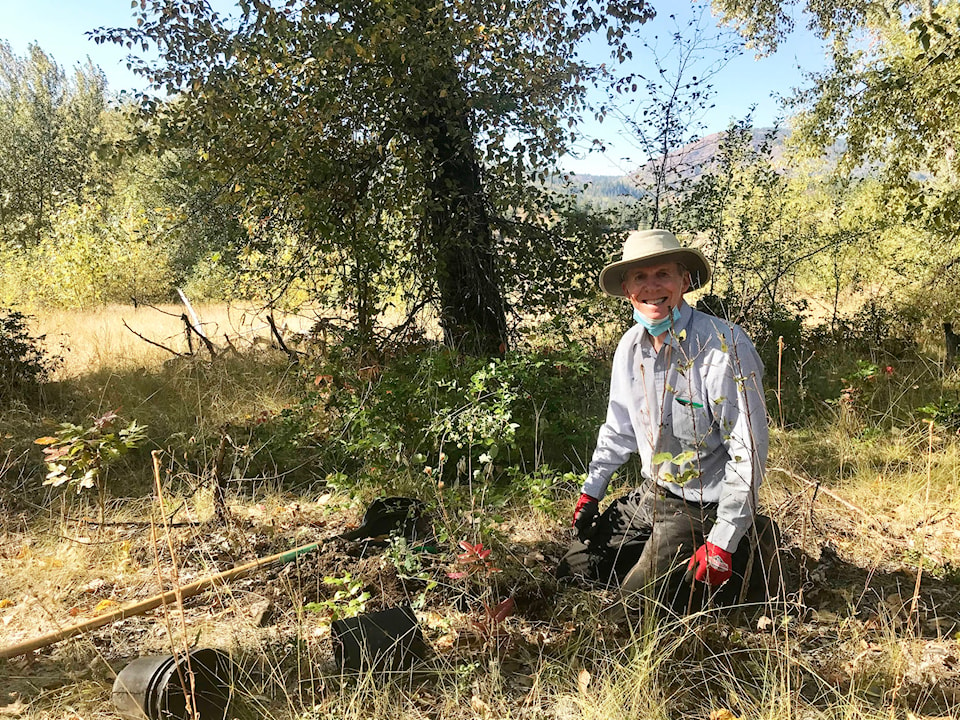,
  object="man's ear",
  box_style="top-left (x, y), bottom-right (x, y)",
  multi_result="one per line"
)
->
top-left (681, 271), bottom-right (691, 294)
